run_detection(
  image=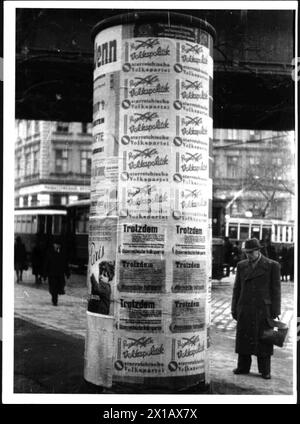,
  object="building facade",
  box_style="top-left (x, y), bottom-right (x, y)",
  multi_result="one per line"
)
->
top-left (15, 122), bottom-right (295, 239)
top-left (212, 128), bottom-right (295, 236)
top-left (15, 120), bottom-right (92, 207)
